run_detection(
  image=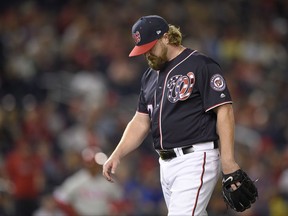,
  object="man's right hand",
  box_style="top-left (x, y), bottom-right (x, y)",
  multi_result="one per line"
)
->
top-left (102, 156), bottom-right (120, 182)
